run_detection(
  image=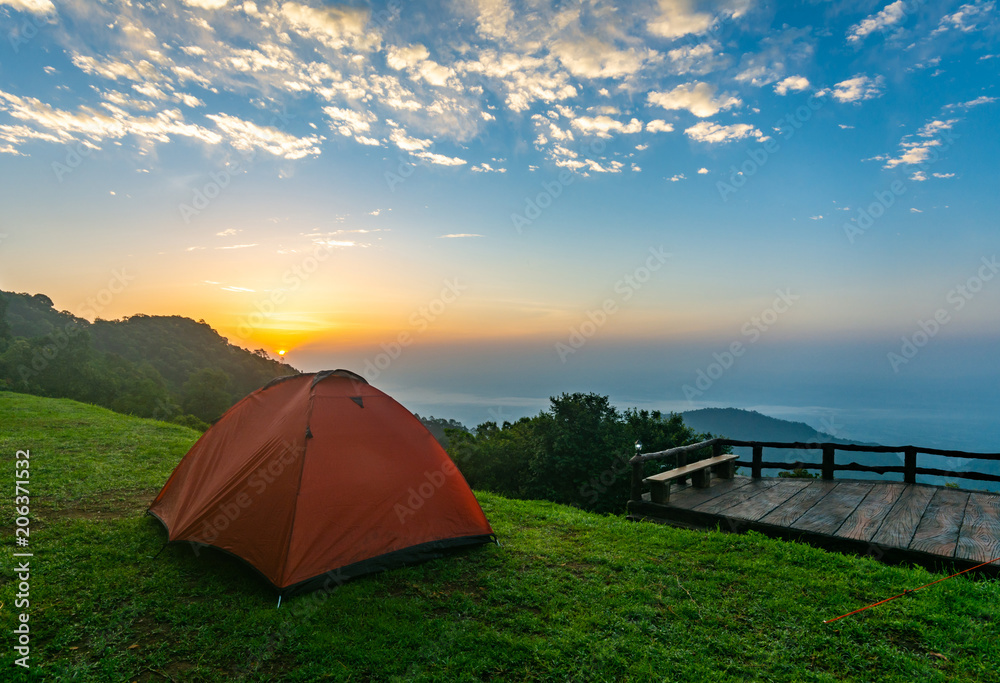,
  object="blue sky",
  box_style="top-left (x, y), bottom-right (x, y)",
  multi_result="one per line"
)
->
top-left (1, 0), bottom-right (998, 439)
